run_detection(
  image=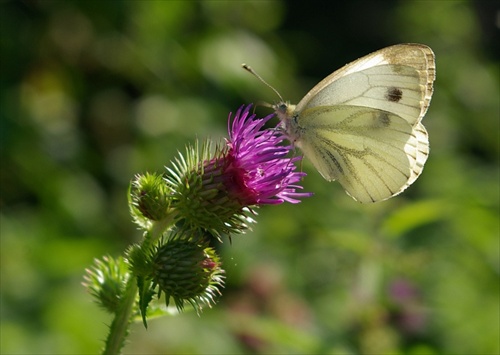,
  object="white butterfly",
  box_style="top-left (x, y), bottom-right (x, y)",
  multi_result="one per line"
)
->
top-left (245, 43), bottom-right (435, 203)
